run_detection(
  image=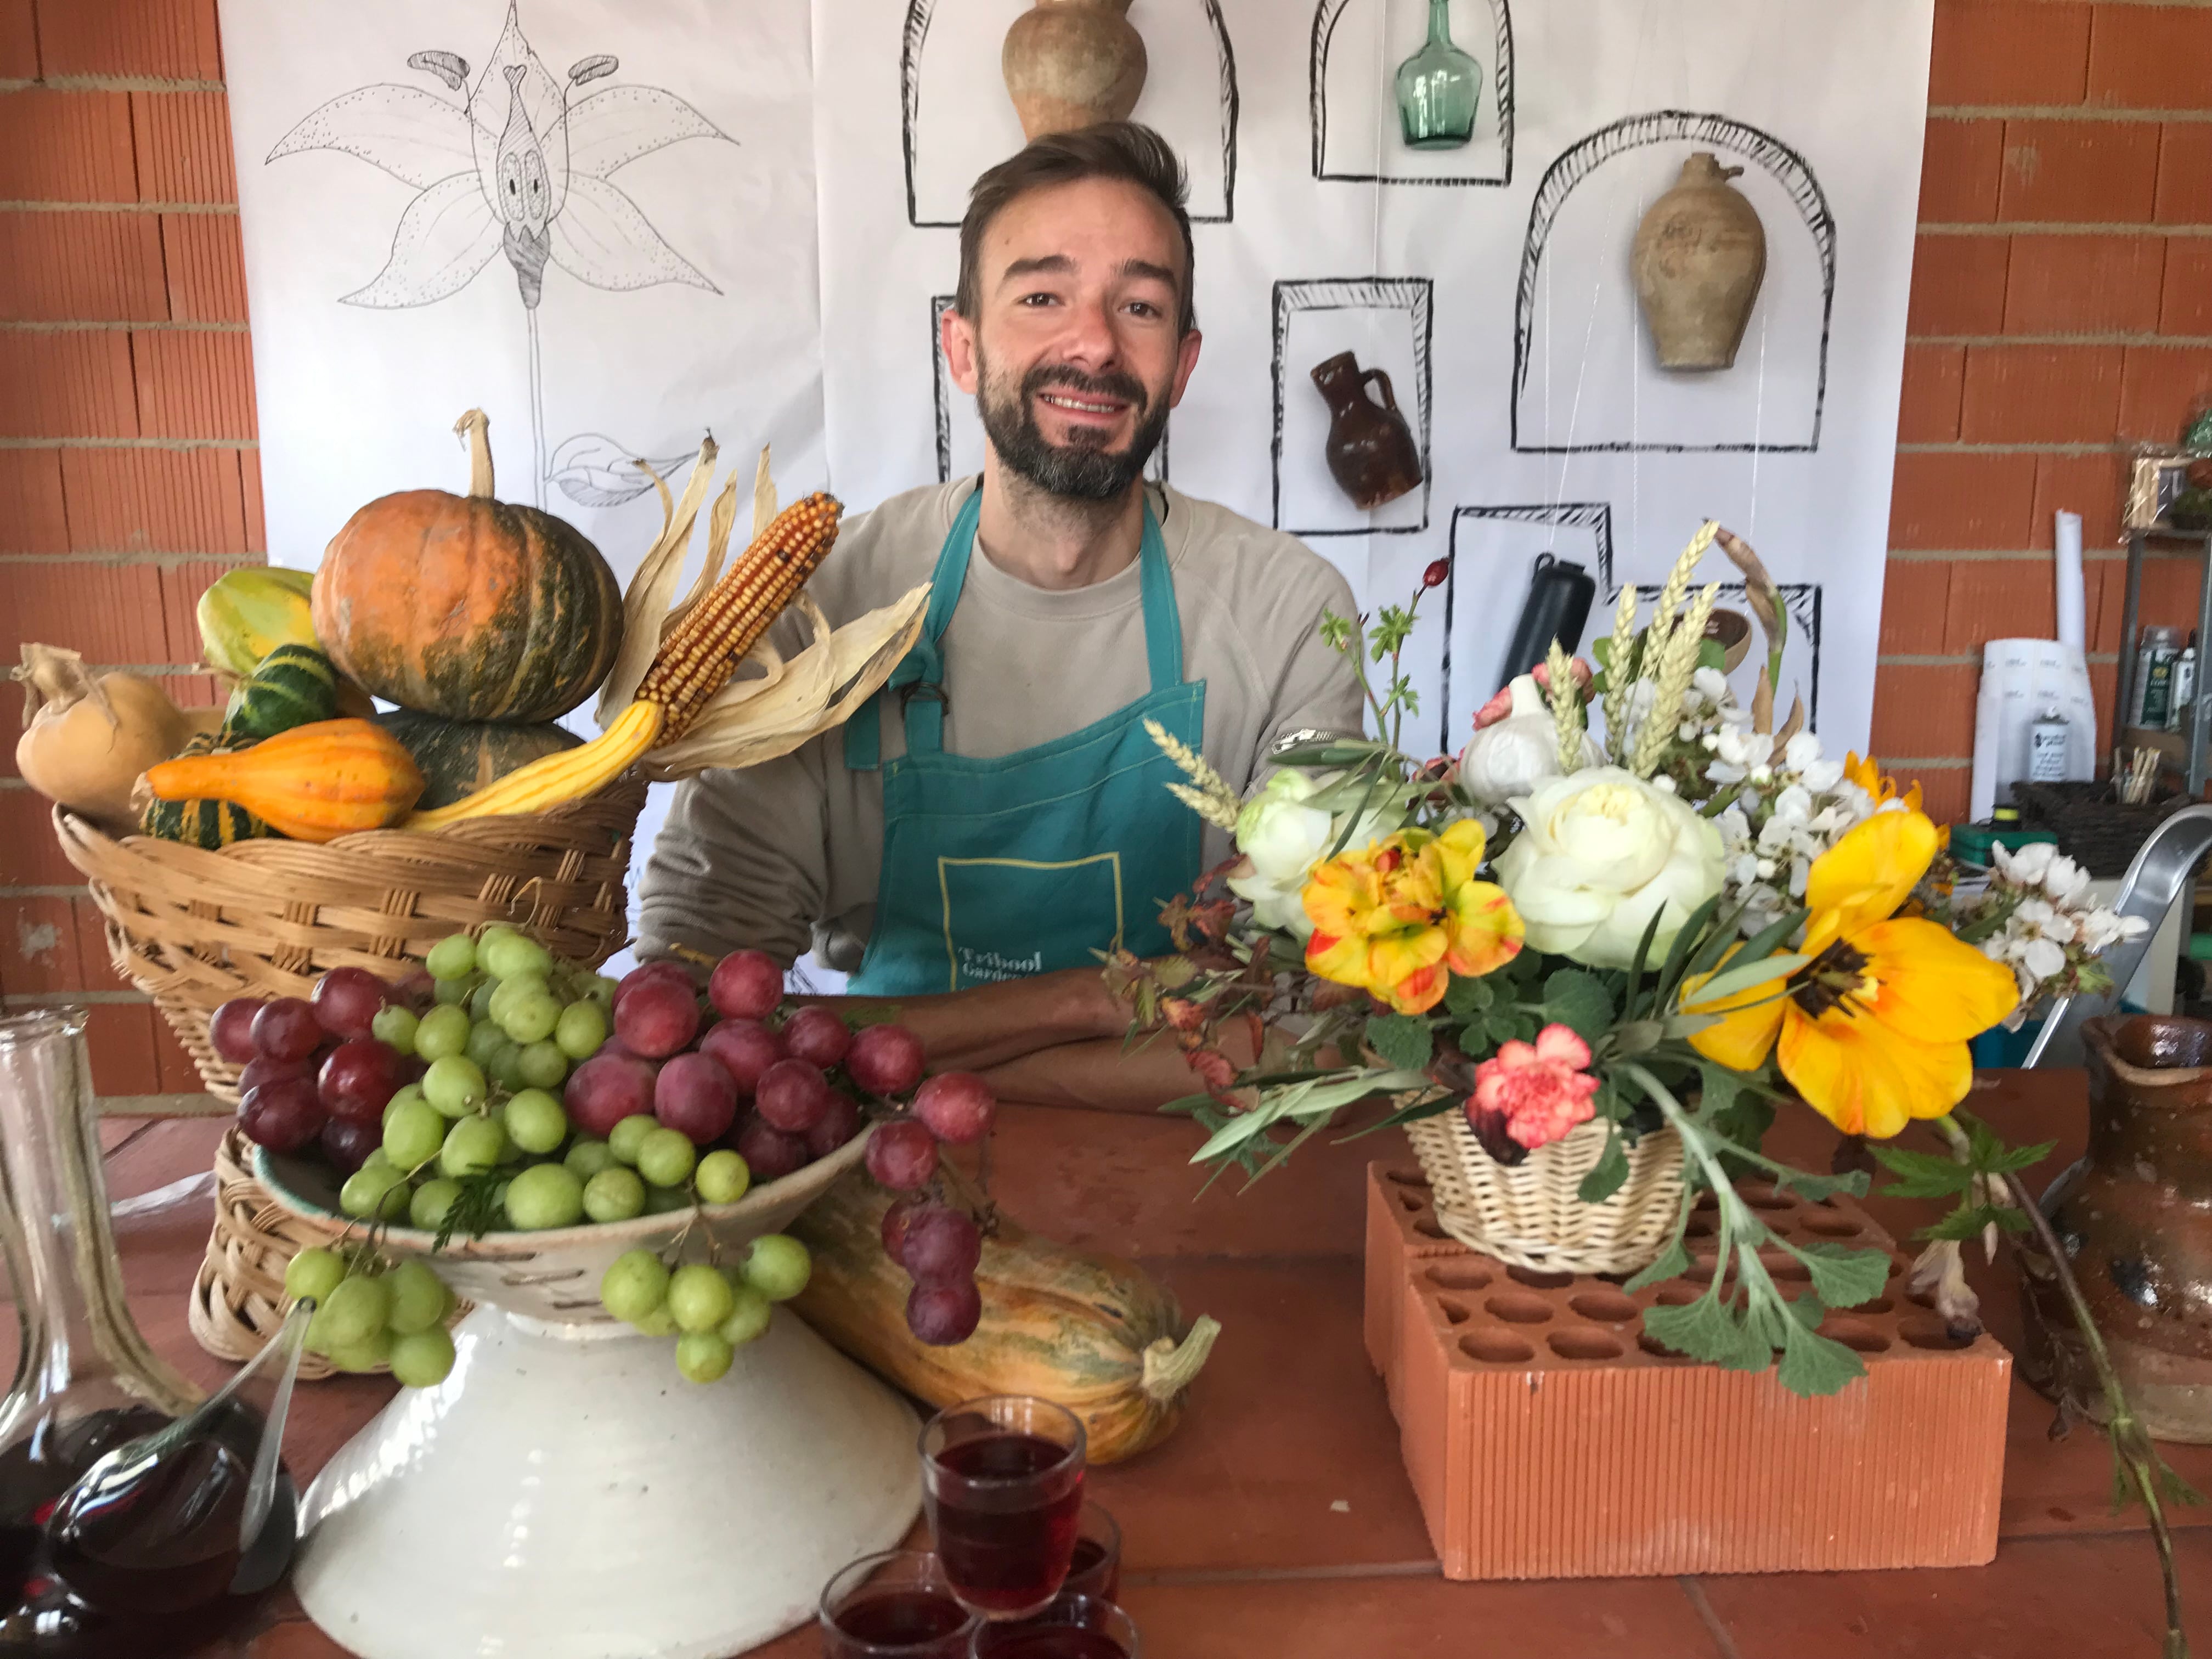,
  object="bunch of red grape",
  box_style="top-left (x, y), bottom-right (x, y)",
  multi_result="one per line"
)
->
top-left (859, 1071), bottom-right (997, 1347)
